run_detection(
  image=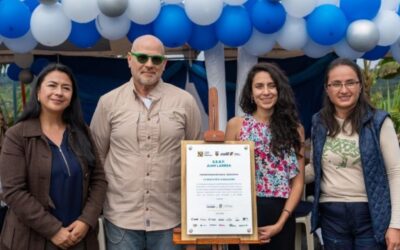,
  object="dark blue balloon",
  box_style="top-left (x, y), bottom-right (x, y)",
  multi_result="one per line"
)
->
top-left (0, 0), bottom-right (31, 39)
top-left (7, 63), bottom-right (22, 81)
top-left (340, 0), bottom-right (380, 22)
top-left (153, 5), bottom-right (192, 48)
top-left (215, 5), bottom-right (252, 47)
top-left (362, 45), bottom-right (390, 60)
top-left (306, 5), bottom-right (348, 46)
top-left (31, 58), bottom-right (50, 76)
top-left (251, 0), bottom-right (286, 34)
top-left (188, 24), bottom-right (218, 51)
top-left (68, 21), bottom-right (101, 48)
top-left (22, 0), bottom-right (39, 12)
top-left (127, 22), bottom-right (153, 42)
